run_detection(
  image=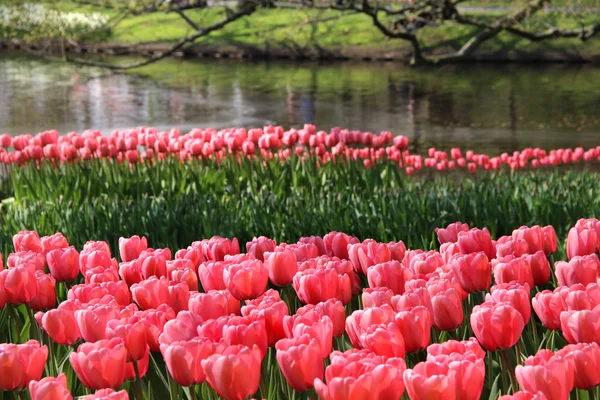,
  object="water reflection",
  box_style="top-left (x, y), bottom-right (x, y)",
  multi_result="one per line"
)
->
top-left (0, 51), bottom-right (599, 152)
